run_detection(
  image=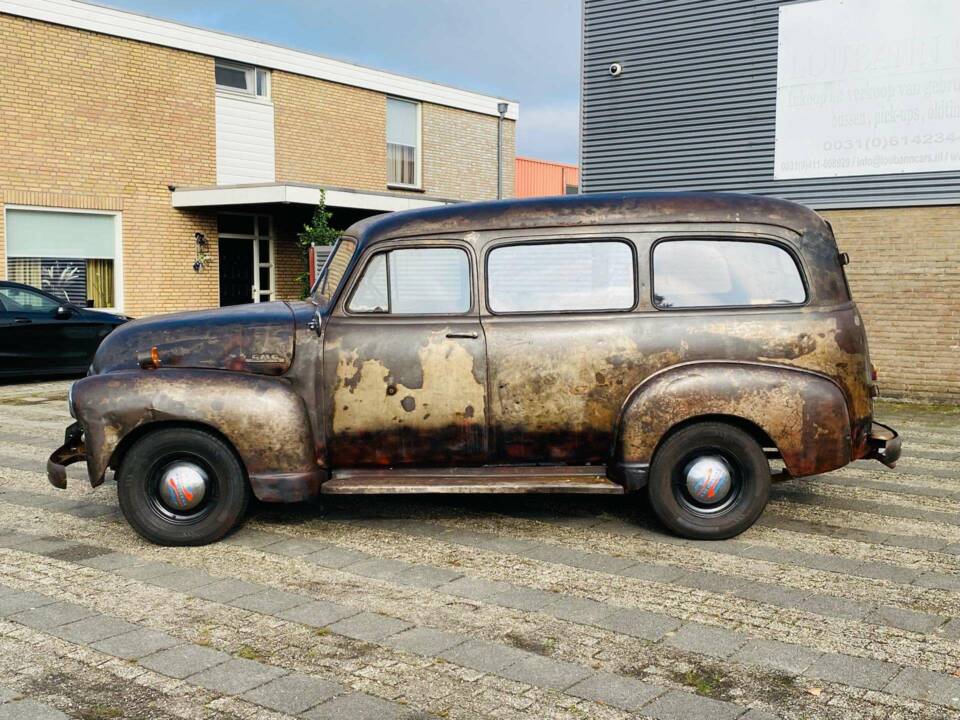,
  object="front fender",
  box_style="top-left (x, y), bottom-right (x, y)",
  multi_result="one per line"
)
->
top-left (71, 369), bottom-right (322, 502)
top-left (617, 361), bottom-right (851, 480)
